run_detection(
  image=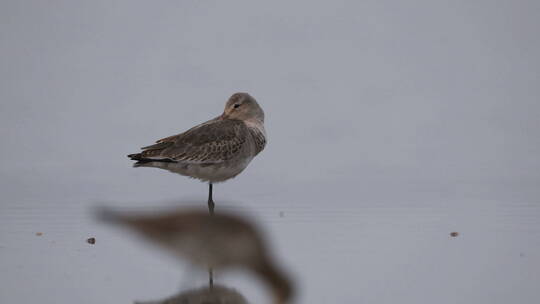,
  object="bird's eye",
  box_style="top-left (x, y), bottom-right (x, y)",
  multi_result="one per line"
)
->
top-left (233, 104), bottom-right (241, 109)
